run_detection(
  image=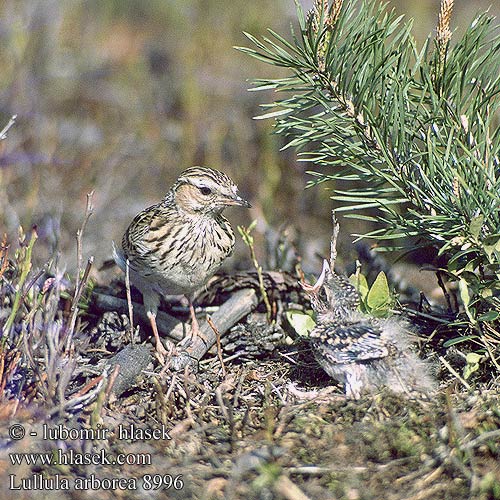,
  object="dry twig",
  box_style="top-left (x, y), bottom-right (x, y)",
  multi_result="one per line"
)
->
top-left (329, 211), bottom-right (340, 271)
top-left (172, 289), bottom-right (258, 370)
top-left (125, 258), bottom-right (134, 343)
top-left (66, 192), bottom-right (94, 350)
top-left (207, 315), bottom-right (226, 376)
top-left (0, 115), bottom-right (16, 140)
